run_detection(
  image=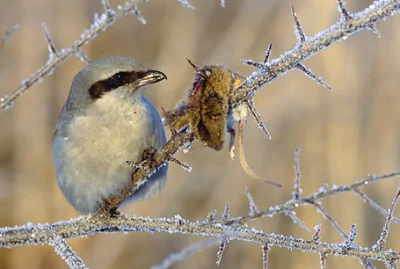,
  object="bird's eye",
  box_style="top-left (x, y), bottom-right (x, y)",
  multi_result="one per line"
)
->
top-left (113, 72), bottom-right (127, 81)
